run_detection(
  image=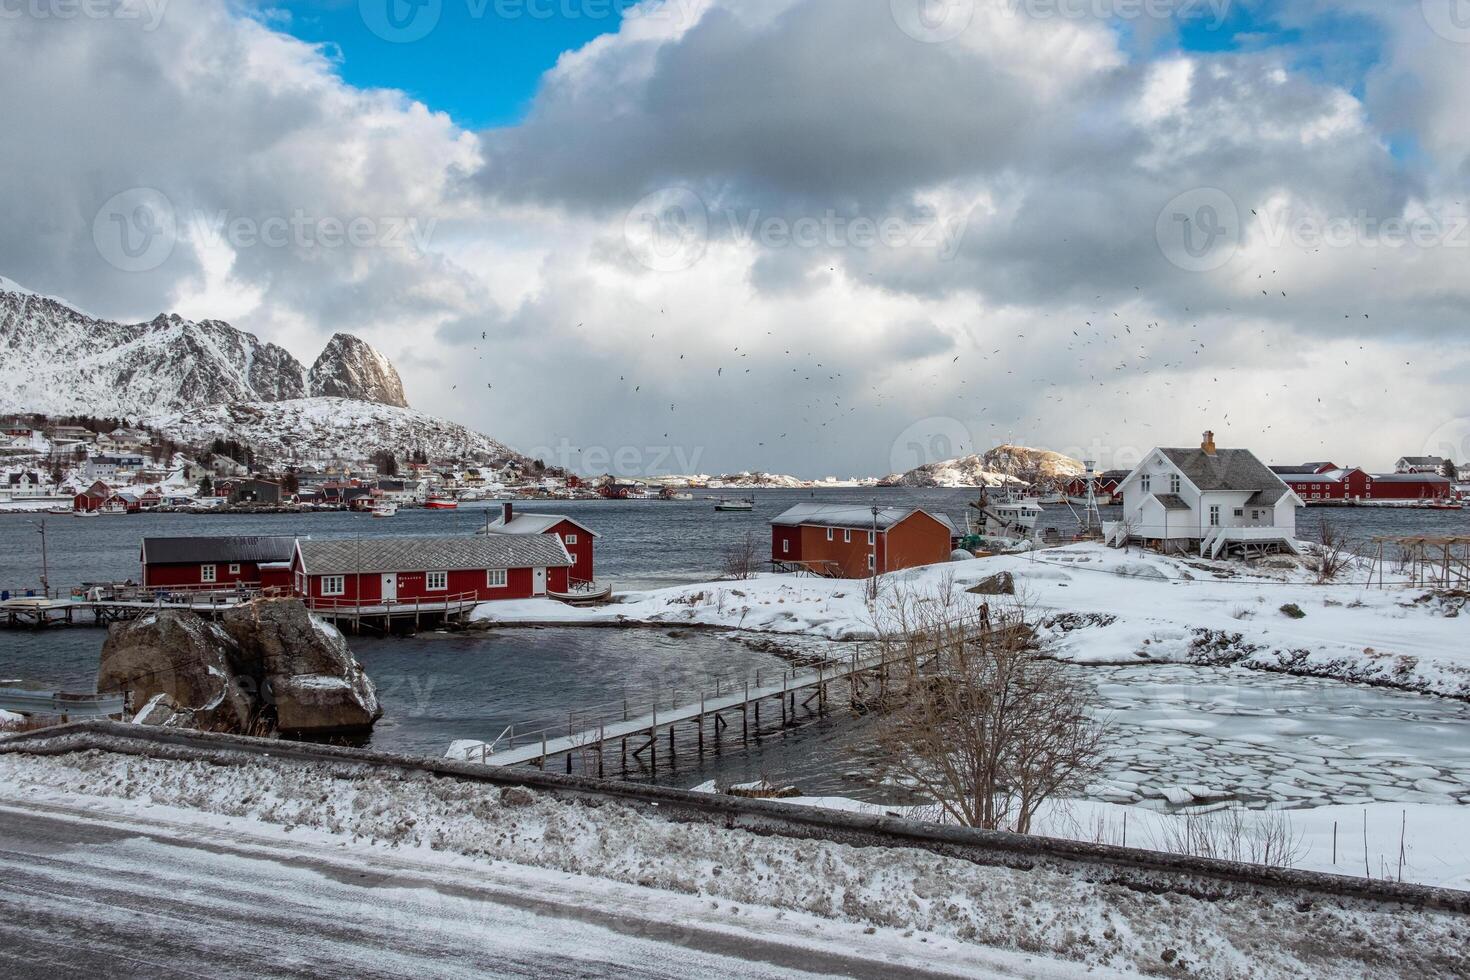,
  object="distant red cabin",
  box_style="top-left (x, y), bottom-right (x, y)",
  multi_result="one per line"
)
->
top-left (771, 504), bottom-right (957, 579)
top-left (73, 480), bottom-right (110, 512)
